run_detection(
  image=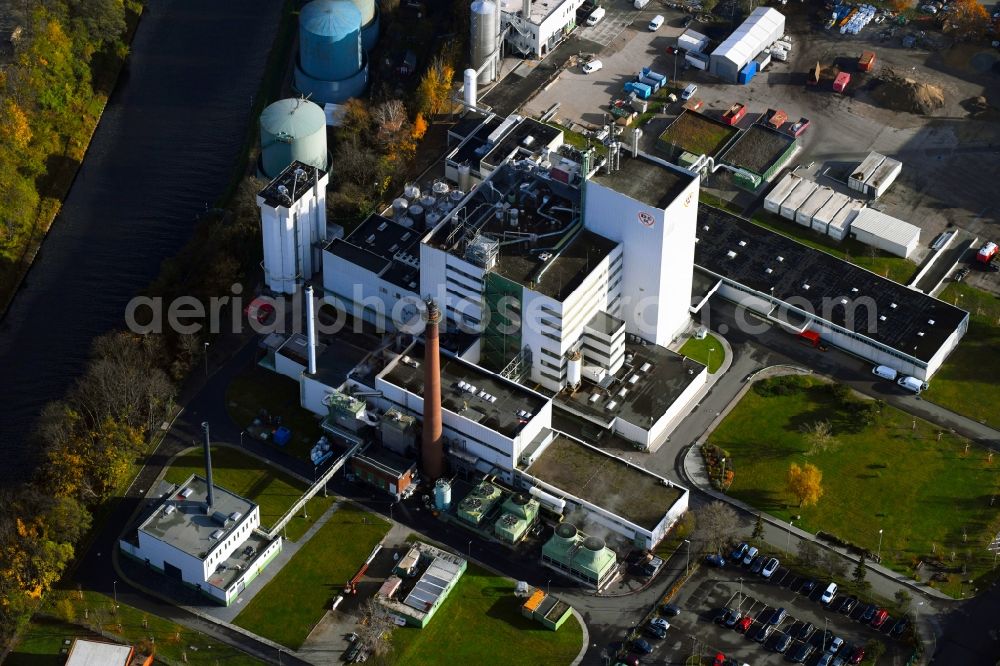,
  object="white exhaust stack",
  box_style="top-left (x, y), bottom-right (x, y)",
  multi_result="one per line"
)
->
top-left (306, 285), bottom-right (318, 374)
top-left (463, 69), bottom-right (477, 109)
